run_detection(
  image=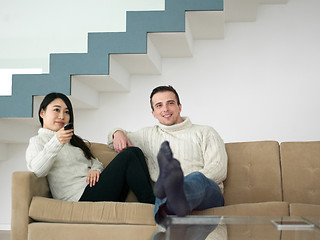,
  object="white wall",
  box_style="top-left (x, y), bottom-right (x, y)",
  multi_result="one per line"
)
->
top-left (0, 0), bottom-right (164, 72)
top-left (1, 0), bottom-right (320, 228)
